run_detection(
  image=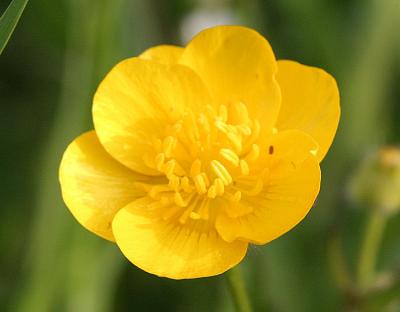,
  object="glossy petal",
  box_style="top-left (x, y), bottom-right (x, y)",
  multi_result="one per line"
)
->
top-left (139, 45), bottom-right (183, 64)
top-left (93, 58), bottom-right (212, 175)
top-left (59, 131), bottom-right (147, 241)
top-left (179, 25), bottom-right (281, 130)
top-left (216, 130), bottom-right (321, 244)
top-left (112, 197), bottom-right (248, 279)
top-left (276, 60), bottom-right (340, 161)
